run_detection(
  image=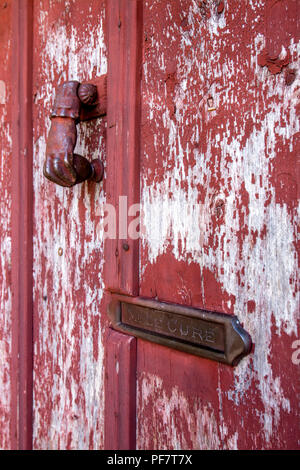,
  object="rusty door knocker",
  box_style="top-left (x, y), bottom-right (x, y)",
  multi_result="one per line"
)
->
top-left (44, 80), bottom-right (105, 187)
